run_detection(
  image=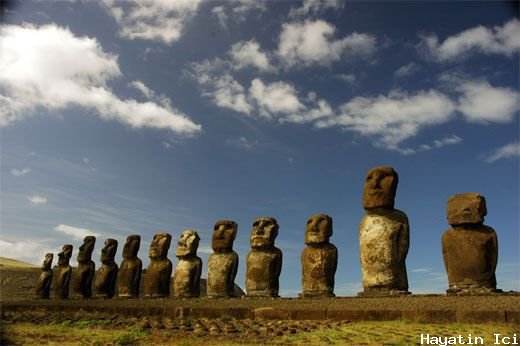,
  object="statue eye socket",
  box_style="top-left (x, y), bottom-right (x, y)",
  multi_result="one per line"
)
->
top-left (253, 222), bottom-right (259, 227)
